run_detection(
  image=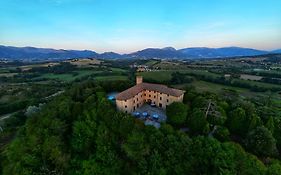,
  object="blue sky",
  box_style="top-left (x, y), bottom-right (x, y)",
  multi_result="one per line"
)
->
top-left (0, 0), bottom-right (280, 53)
